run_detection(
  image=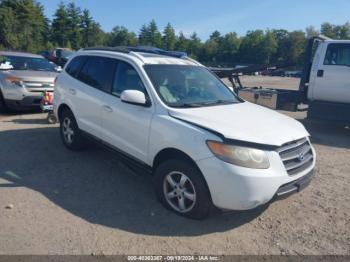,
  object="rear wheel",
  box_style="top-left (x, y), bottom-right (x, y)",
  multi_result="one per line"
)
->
top-left (154, 159), bottom-right (212, 219)
top-left (60, 109), bottom-right (86, 150)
